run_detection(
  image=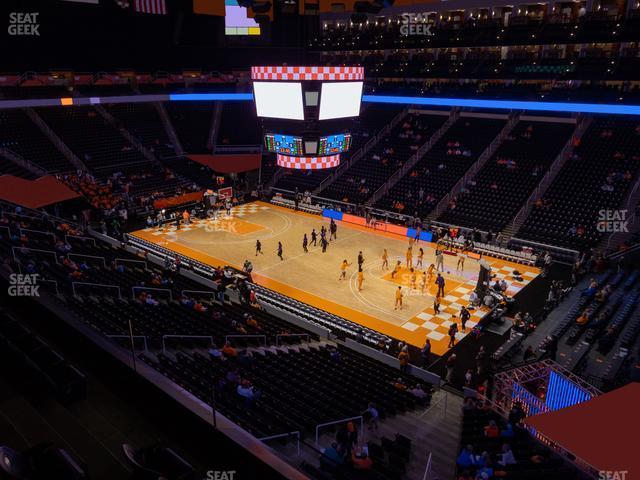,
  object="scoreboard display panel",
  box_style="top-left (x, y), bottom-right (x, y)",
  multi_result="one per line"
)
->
top-left (265, 134), bottom-right (304, 155)
top-left (318, 134), bottom-right (352, 155)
